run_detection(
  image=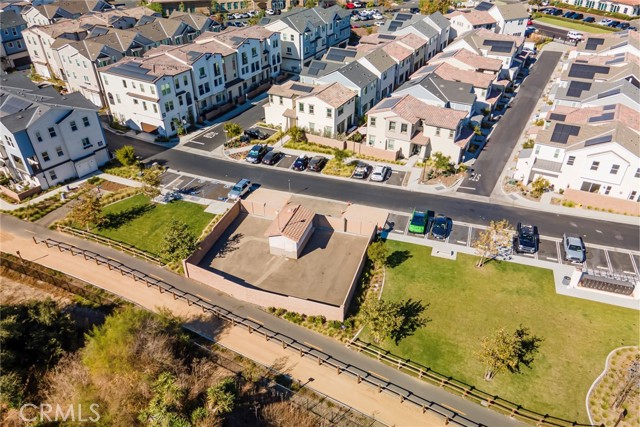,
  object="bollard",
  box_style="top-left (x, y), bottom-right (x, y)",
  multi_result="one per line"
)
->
top-left (317, 356), bottom-right (321, 366)
top-left (336, 366), bottom-right (340, 375)
top-left (282, 339), bottom-right (286, 349)
top-left (377, 384), bottom-right (382, 393)
top-left (357, 375), bottom-right (361, 384)
top-left (248, 326), bottom-right (252, 334)
top-left (444, 417), bottom-right (450, 425)
top-left (400, 395), bottom-right (404, 403)
top-left (299, 348), bottom-right (303, 357)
